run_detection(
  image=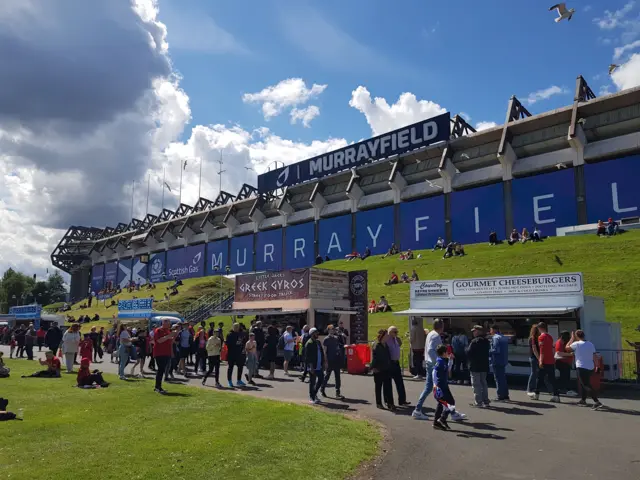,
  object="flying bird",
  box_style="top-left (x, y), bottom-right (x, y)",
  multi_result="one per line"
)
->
top-left (549, 3), bottom-right (575, 22)
top-left (555, 163), bottom-right (568, 169)
top-left (183, 160), bottom-right (188, 170)
top-left (609, 64), bottom-right (620, 75)
top-left (164, 181), bottom-right (172, 192)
